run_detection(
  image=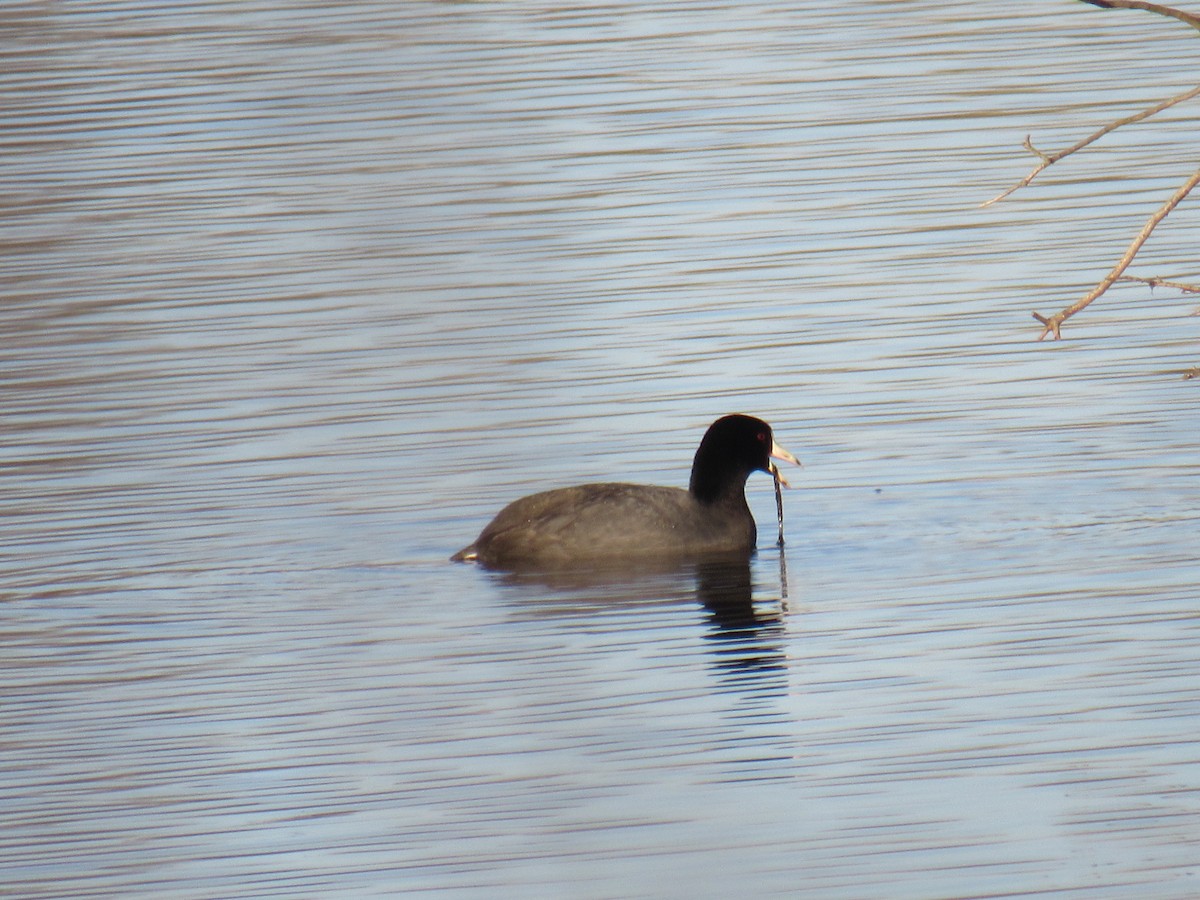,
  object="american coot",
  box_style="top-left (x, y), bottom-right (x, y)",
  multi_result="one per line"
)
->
top-left (452, 414), bottom-right (800, 569)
